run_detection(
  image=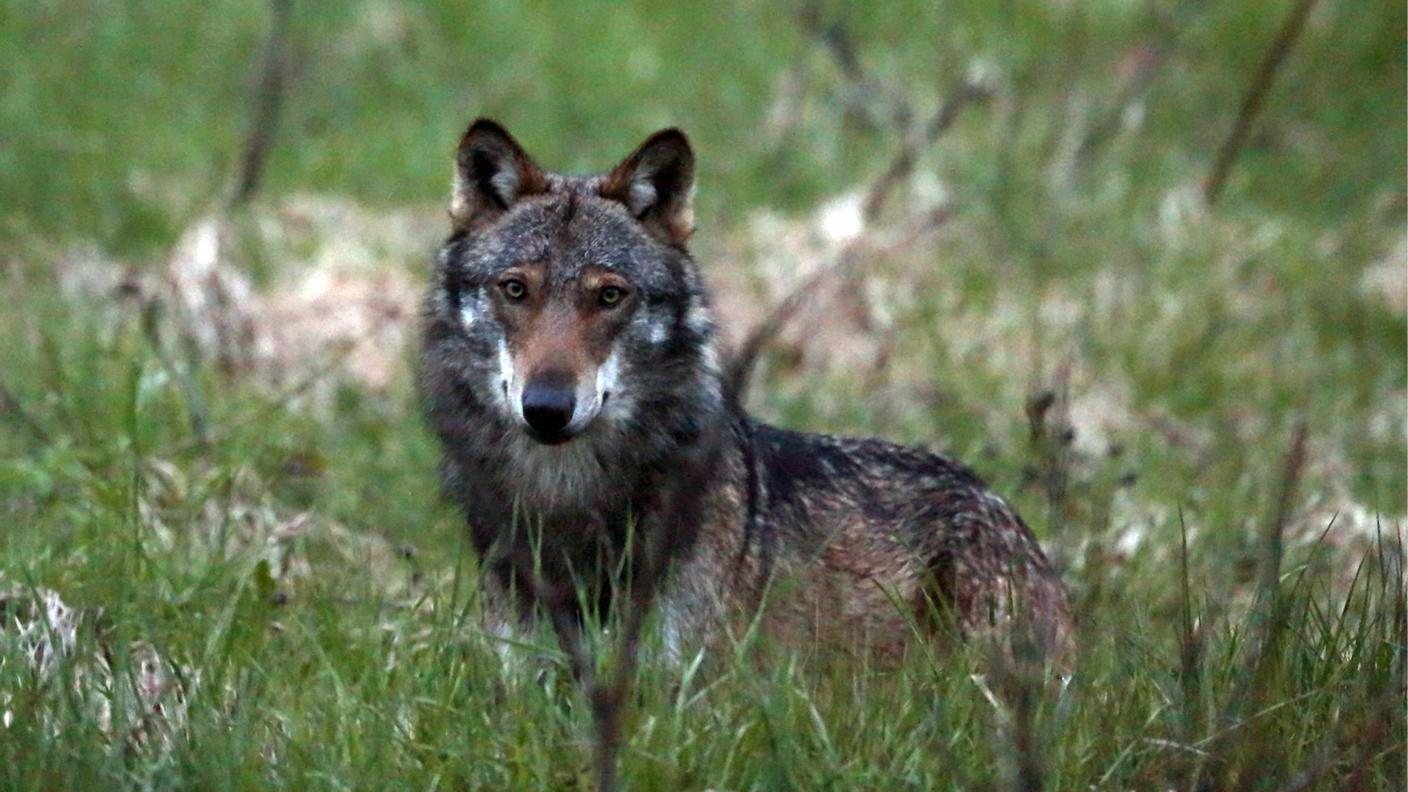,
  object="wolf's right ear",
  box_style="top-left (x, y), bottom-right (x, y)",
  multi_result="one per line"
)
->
top-left (451, 119), bottom-right (548, 229)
